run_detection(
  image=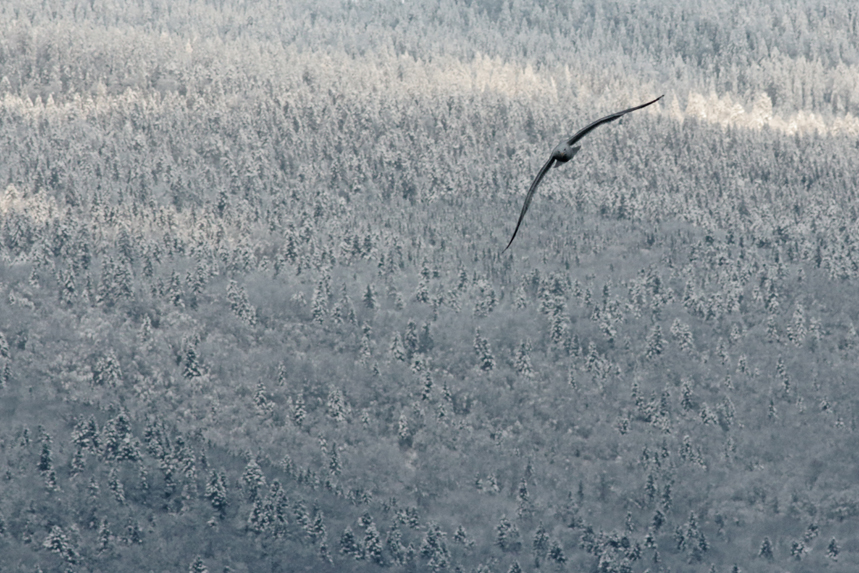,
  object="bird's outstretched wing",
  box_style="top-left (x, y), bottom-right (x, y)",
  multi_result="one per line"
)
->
top-left (566, 95), bottom-right (663, 146)
top-left (504, 95), bottom-right (663, 252)
top-left (504, 157), bottom-right (555, 252)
